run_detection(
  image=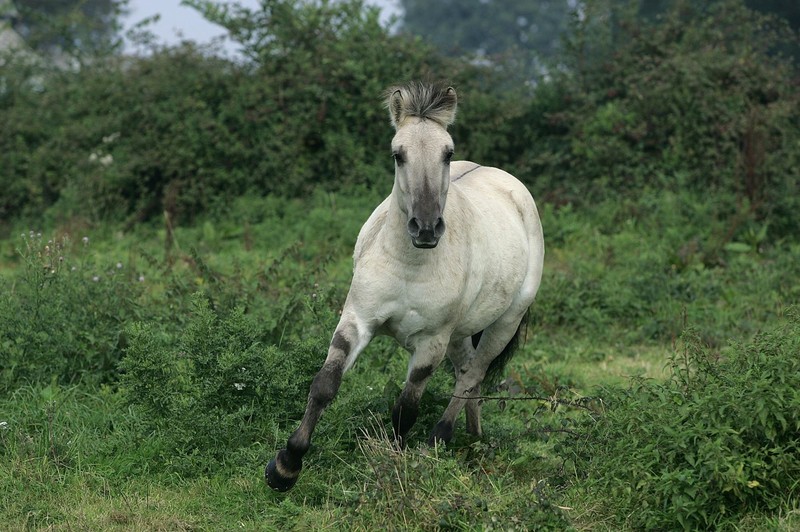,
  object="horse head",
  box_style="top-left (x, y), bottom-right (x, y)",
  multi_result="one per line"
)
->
top-left (387, 82), bottom-right (457, 249)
